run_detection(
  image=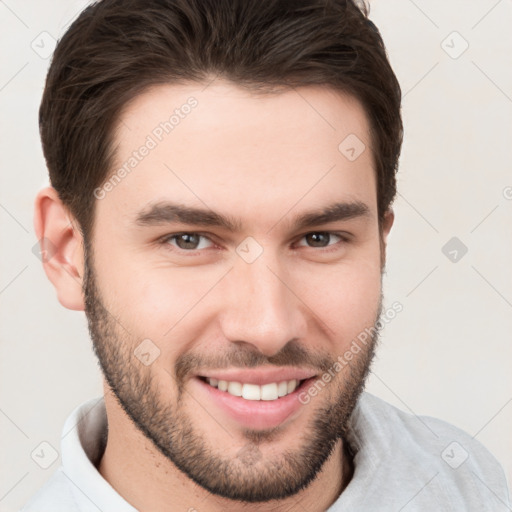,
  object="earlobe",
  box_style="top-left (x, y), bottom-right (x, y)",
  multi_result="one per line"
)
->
top-left (379, 208), bottom-right (394, 270)
top-left (33, 187), bottom-right (86, 311)
top-left (382, 208), bottom-right (394, 243)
